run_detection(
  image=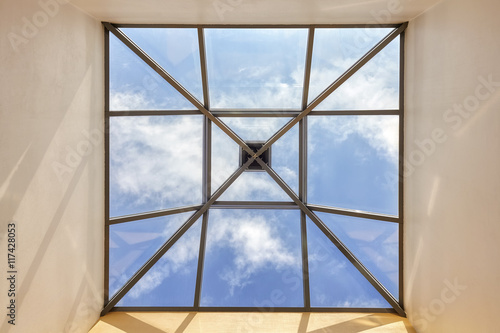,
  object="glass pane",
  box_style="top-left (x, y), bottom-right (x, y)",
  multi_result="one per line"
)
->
top-left (205, 28), bottom-right (308, 109)
top-left (223, 118), bottom-right (291, 141)
top-left (118, 217), bottom-right (202, 307)
top-left (120, 28), bottom-right (203, 102)
top-left (308, 115), bottom-right (399, 216)
top-left (307, 218), bottom-right (390, 308)
top-left (273, 122), bottom-right (299, 195)
top-left (109, 34), bottom-right (194, 110)
top-left (315, 37), bottom-right (400, 110)
top-left (308, 28), bottom-right (392, 103)
top-left (201, 210), bottom-right (303, 307)
top-left (316, 212), bottom-right (399, 299)
top-left (211, 123), bottom-right (240, 193)
top-left (110, 116), bottom-right (203, 217)
top-left (218, 172), bottom-right (290, 201)
top-left (108, 213), bottom-right (191, 297)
